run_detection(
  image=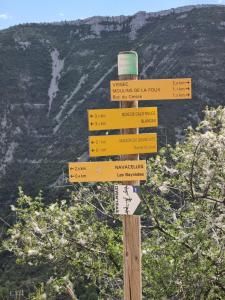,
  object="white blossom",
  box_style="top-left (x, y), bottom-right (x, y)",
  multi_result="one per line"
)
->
top-left (47, 277), bottom-right (54, 285)
top-left (32, 222), bottom-right (43, 235)
top-left (49, 203), bottom-right (57, 211)
top-left (10, 205), bottom-right (16, 211)
top-left (60, 238), bottom-right (68, 245)
top-left (159, 182), bottom-right (169, 194)
top-left (48, 254), bottom-right (54, 260)
top-left (79, 239), bottom-right (86, 246)
top-left (164, 166), bottom-right (179, 175)
top-left (28, 249), bottom-right (39, 256)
